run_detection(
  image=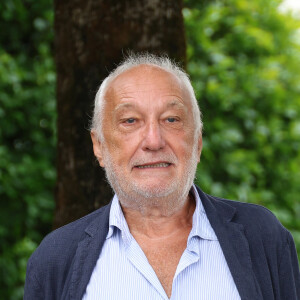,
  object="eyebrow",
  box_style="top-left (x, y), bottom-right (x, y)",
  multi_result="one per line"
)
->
top-left (166, 100), bottom-right (185, 109)
top-left (114, 99), bottom-right (186, 113)
top-left (114, 103), bottom-right (136, 112)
